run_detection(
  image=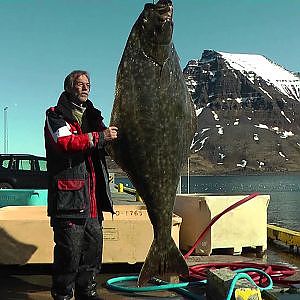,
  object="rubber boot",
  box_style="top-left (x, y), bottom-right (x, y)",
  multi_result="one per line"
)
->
top-left (51, 289), bottom-right (73, 300)
top-left (75, 282), bottom-right (102, 300)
